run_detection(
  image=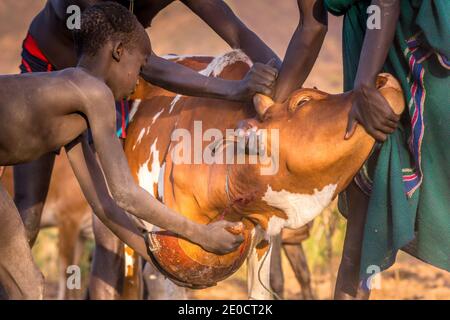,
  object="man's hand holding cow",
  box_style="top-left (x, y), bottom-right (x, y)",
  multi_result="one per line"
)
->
top-left (345, 83), bottom-right (400, 142)
top-left (232, 59), bottom-right (278, 101)
top-left (345, 0), bottom-right (401, 142)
